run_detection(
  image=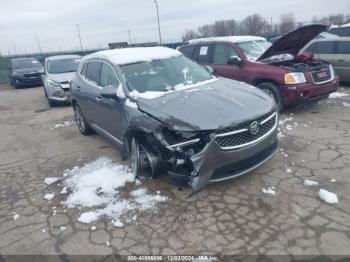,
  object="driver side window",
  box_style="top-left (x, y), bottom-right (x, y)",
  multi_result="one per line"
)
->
top-left (213, 44), bottom-right (238, 64)
top-left (100, 63), bottom-right (119, 88)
